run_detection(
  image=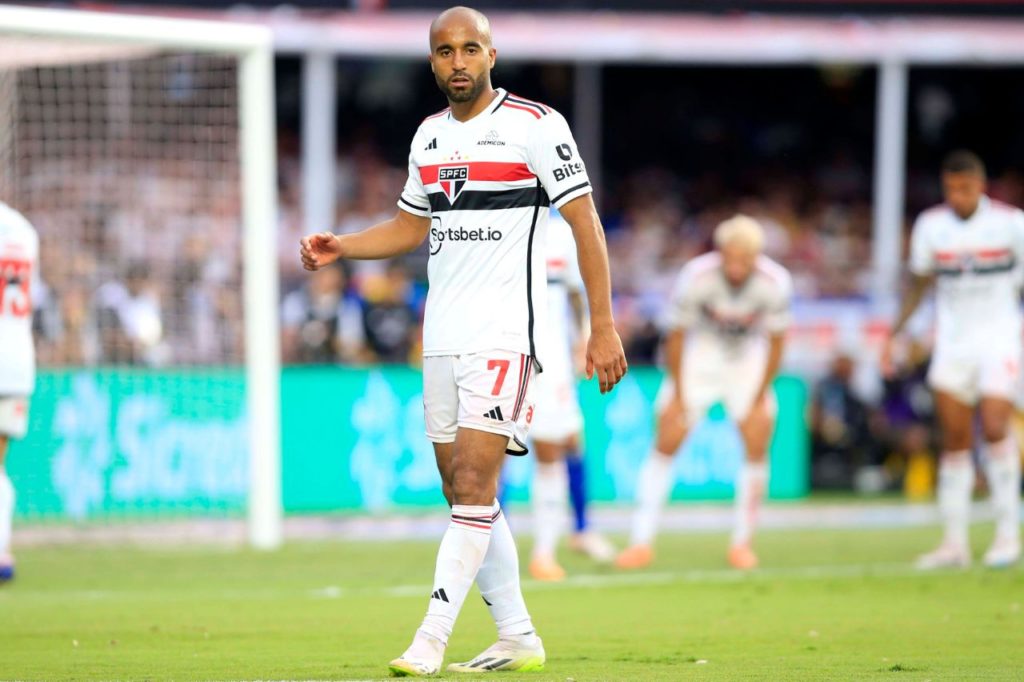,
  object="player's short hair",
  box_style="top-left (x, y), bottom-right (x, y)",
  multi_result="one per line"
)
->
top-left (941, 150), bottom-right (986, 178)
top-left (714, 214), bottom-right (765, 254)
